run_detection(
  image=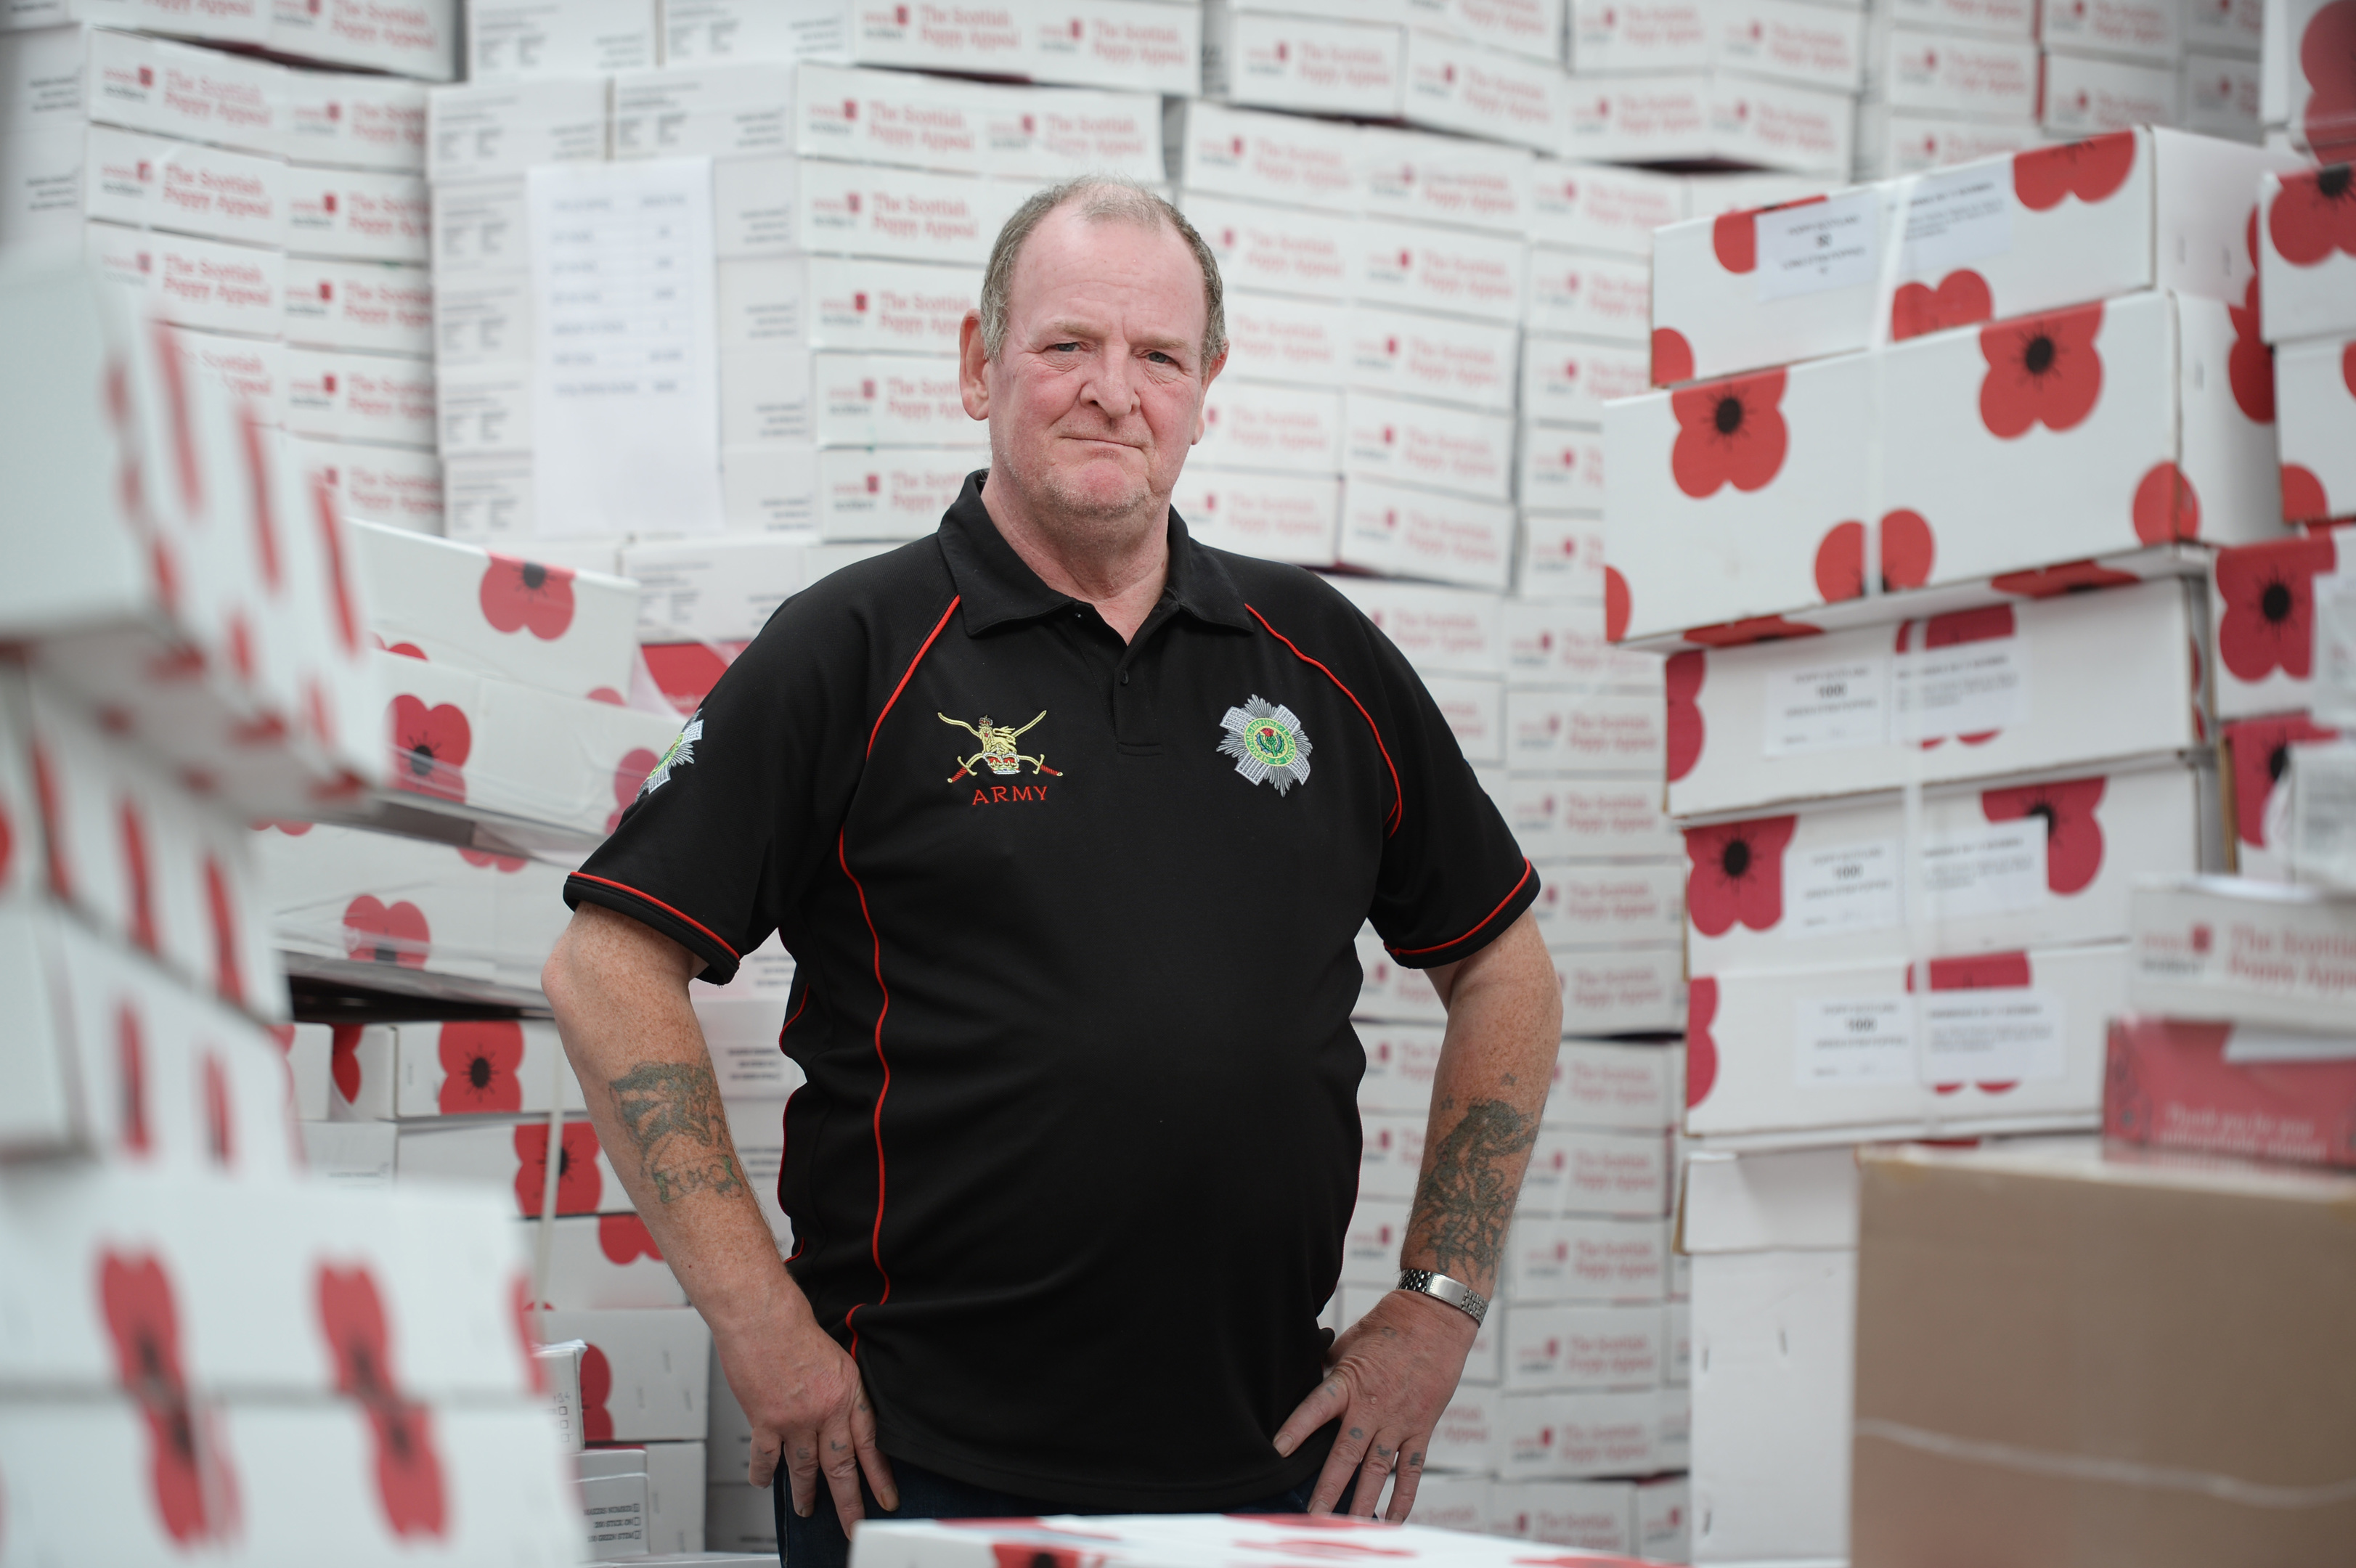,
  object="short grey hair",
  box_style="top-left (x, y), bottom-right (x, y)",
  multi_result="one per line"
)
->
top-left (977, 176), bottom-right (1226, 369)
